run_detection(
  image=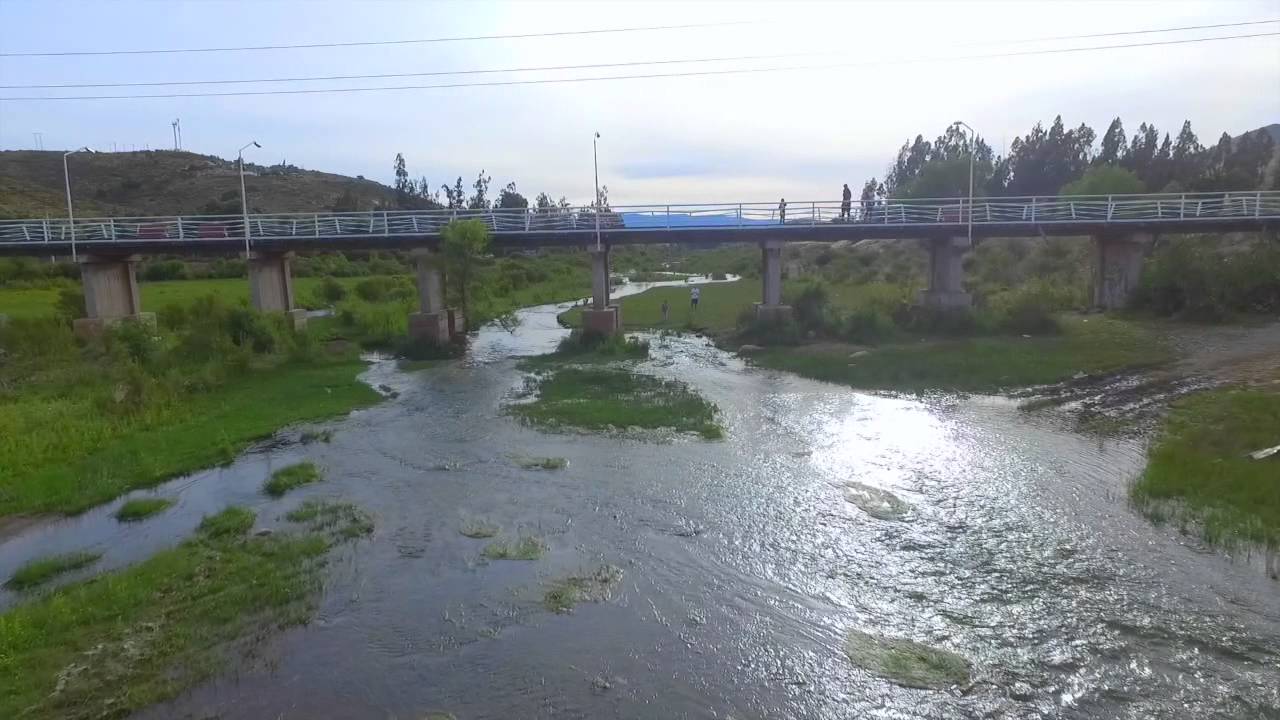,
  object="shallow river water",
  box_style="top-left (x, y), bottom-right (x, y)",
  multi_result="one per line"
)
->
top-left (3, 281), bottom-right (1278, 719)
